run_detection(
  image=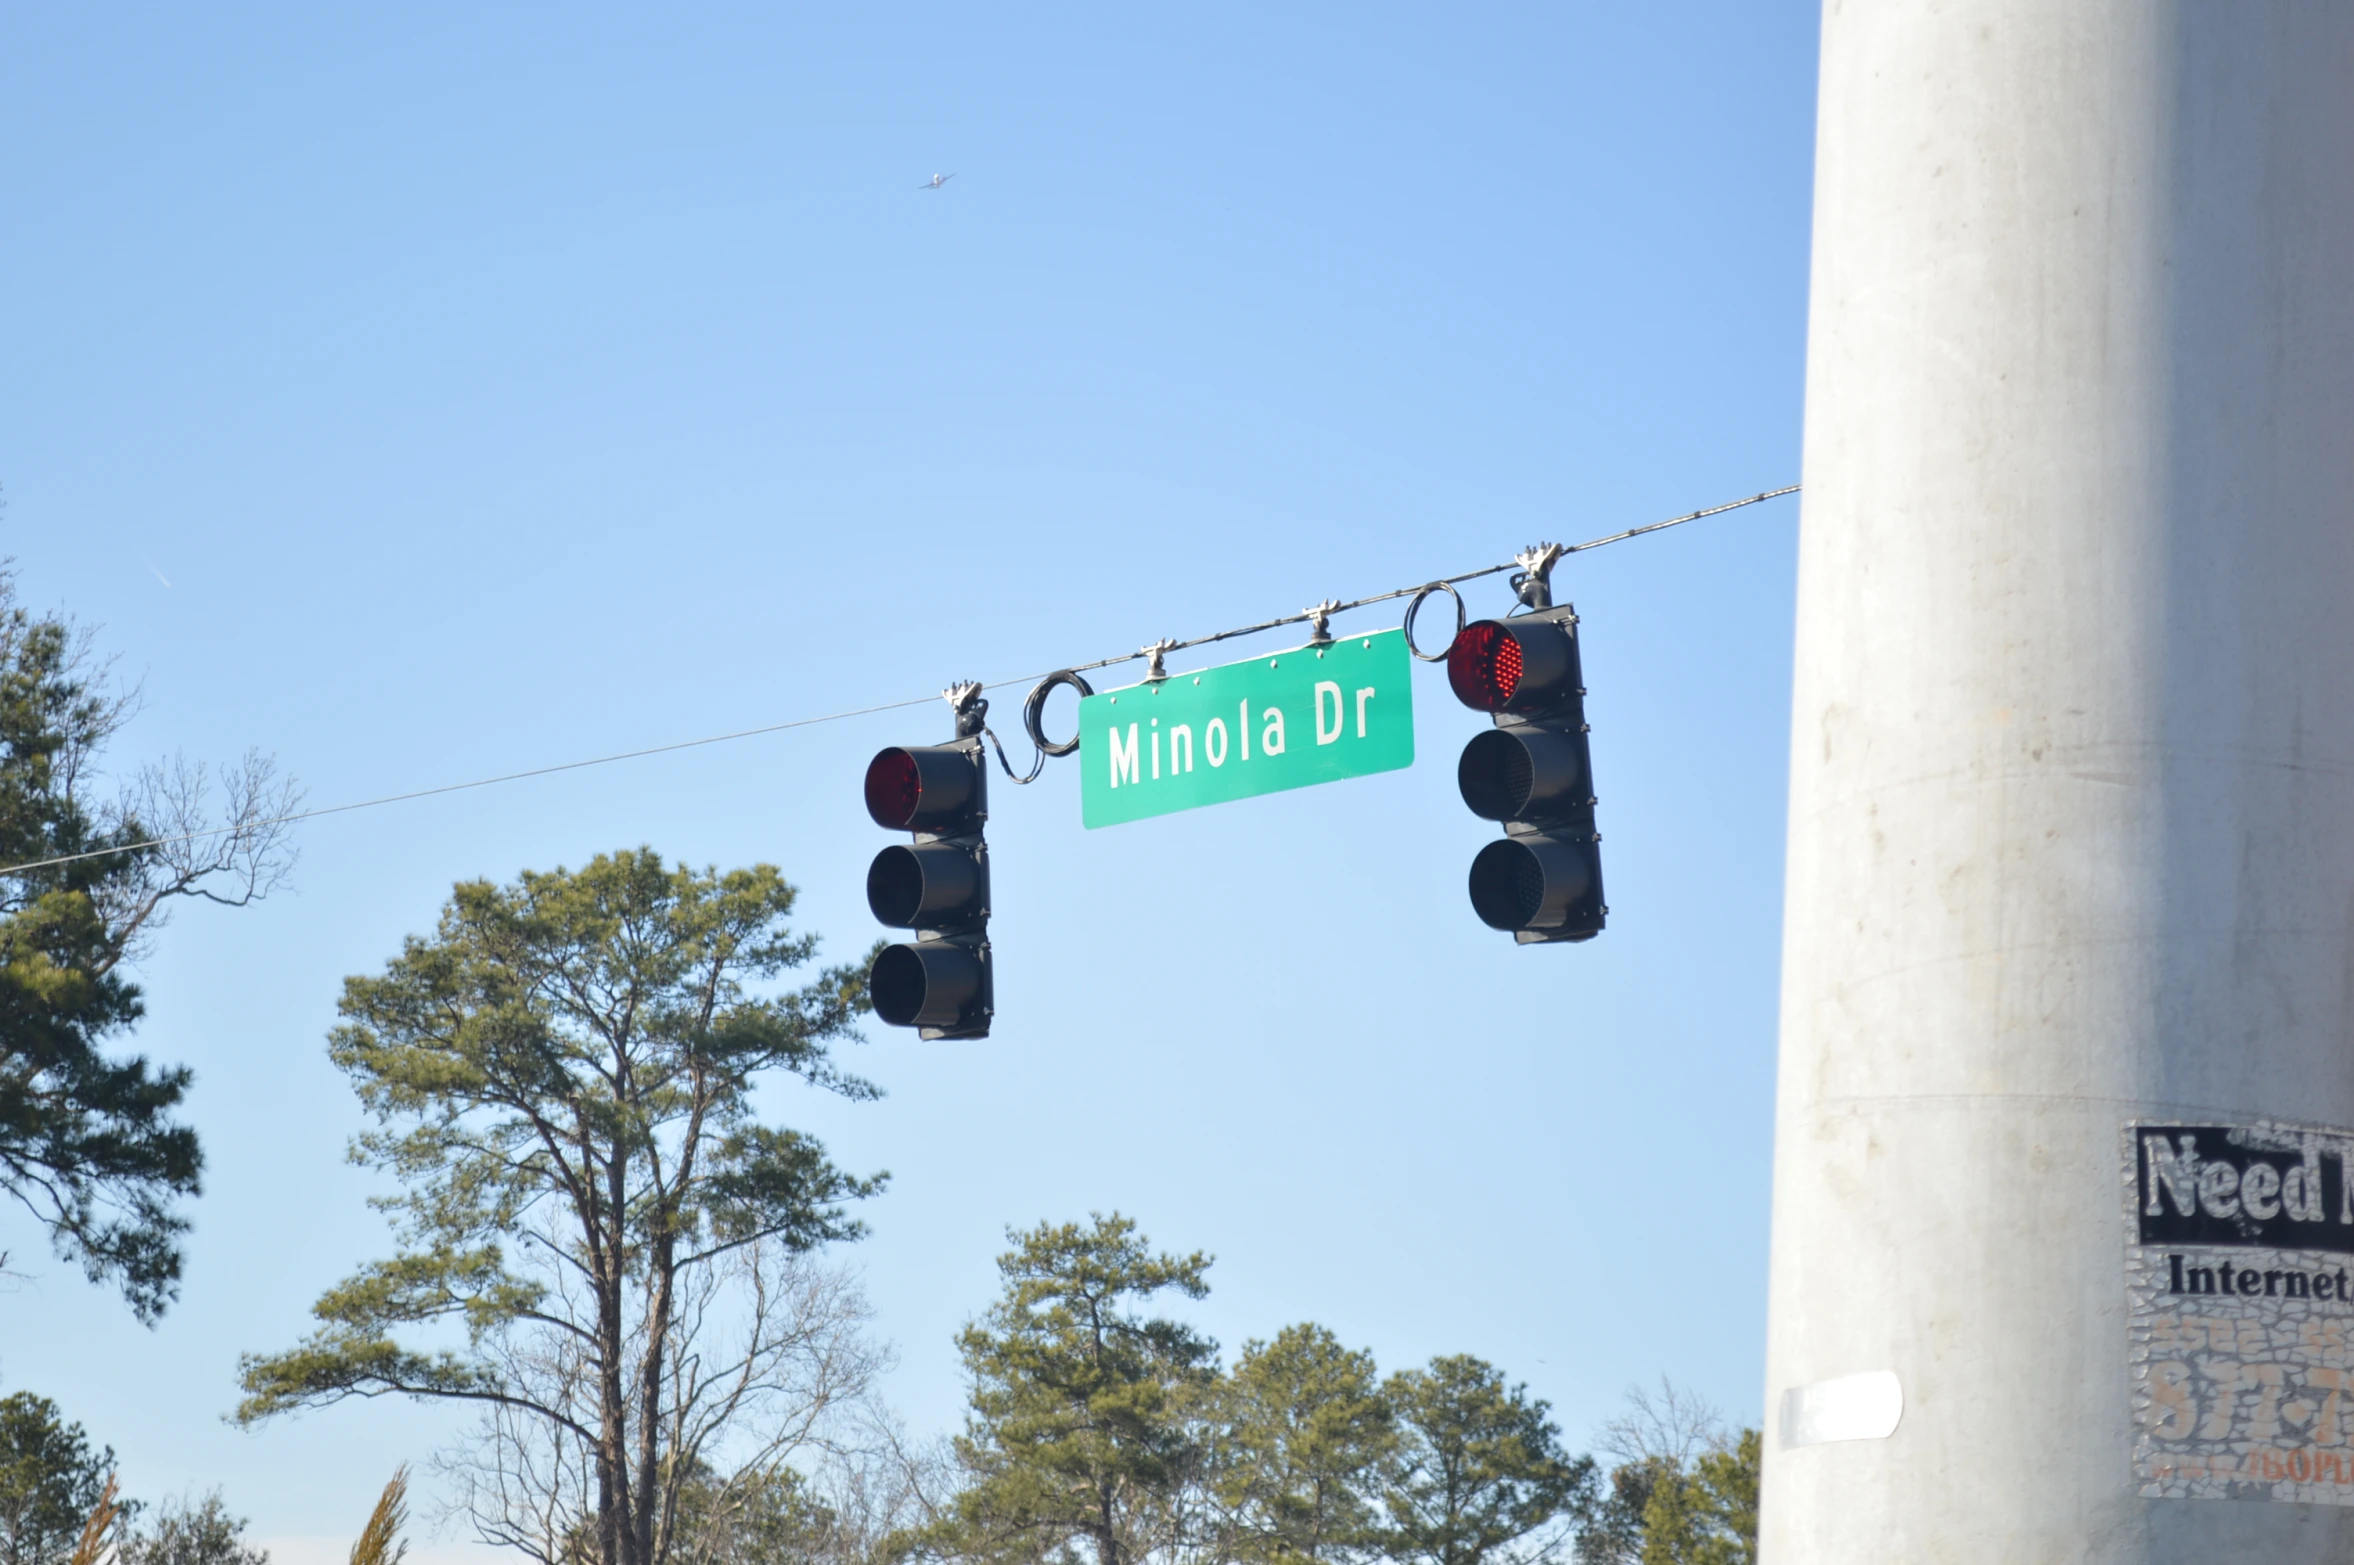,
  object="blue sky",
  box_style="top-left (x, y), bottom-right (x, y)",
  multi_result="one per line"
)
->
top-left (1, 2), bottom-right (1816, 1551)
